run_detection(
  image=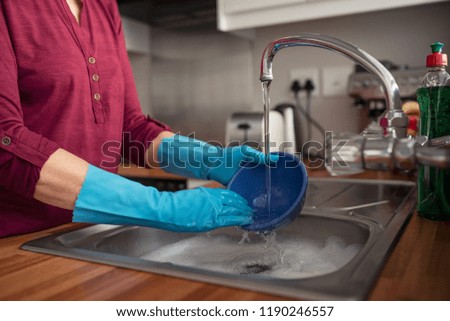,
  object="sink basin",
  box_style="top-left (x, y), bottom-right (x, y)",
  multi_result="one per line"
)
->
top-left (22, 178), bottom-right (416, 300)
